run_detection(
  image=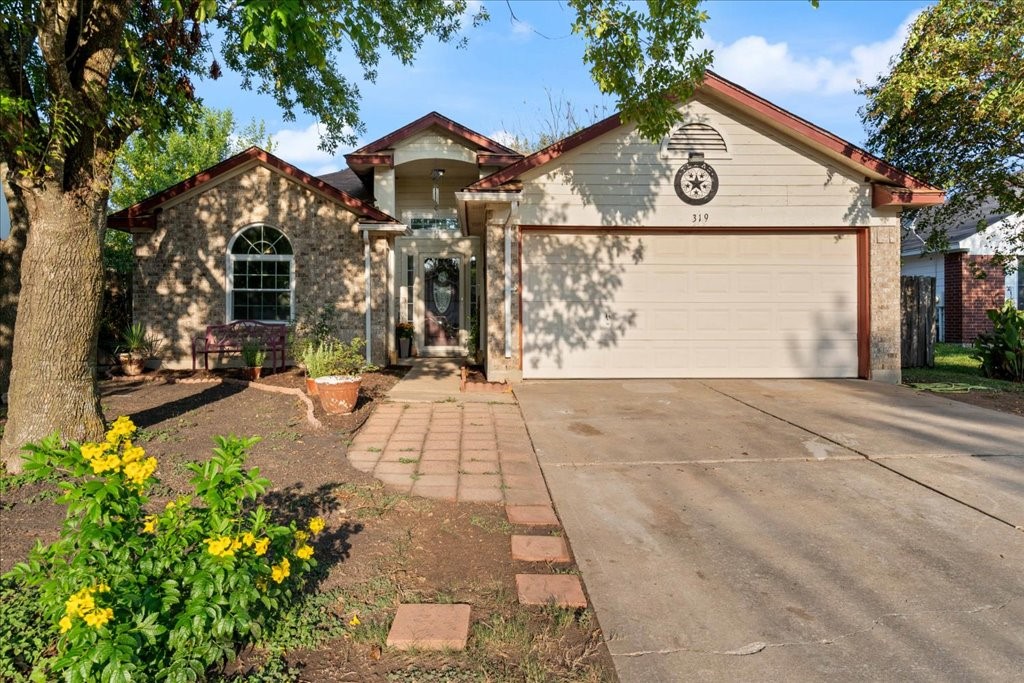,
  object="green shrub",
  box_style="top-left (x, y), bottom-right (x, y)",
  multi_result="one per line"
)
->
top-left (301, 338), bottom-right (377, 378)
top-left (972, 301), bottom-right (1024, 382)
top-left (0, 576), bottom-right (53, 681)
top-left (6, 417), bottom-right (326, 682)
top-left (241, 339), bottom-right (268, 367)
